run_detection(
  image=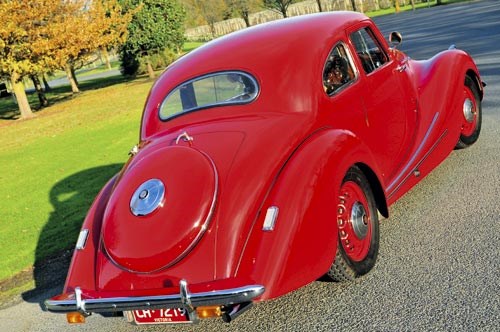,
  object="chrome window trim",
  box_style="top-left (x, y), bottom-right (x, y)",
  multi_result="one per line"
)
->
top-left (159, 71), bottom-right (260, 121)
